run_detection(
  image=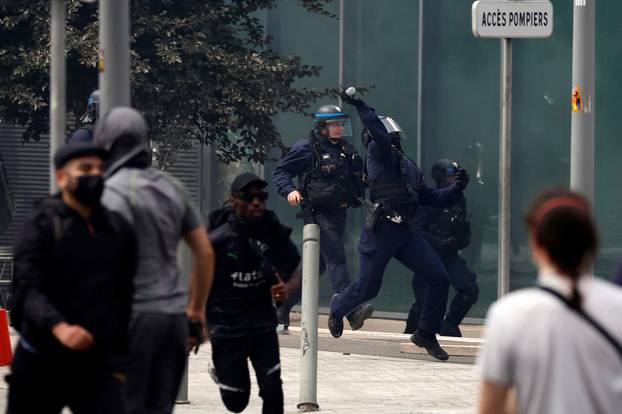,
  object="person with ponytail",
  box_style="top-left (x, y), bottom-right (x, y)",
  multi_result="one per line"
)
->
top-left (478, 189), bottom-right (622, 414)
